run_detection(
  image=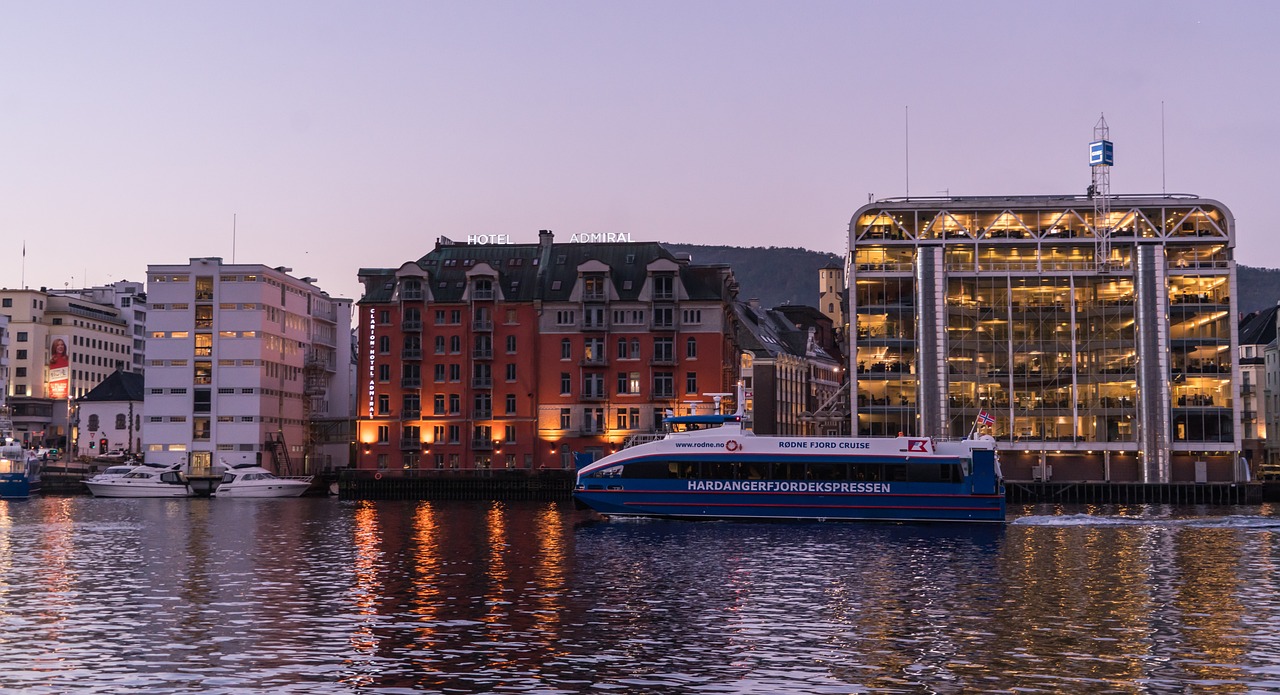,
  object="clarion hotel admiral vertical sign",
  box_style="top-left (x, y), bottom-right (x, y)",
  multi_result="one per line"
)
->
top-left (367, 307), bottom-right (376, 417)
